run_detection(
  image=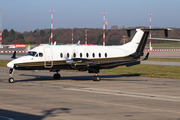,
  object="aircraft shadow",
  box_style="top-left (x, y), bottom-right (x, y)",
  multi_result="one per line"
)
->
top-left (0, 108), bottom-right (71, 120)
top-left (16, 73), bottom-right (147, 82)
